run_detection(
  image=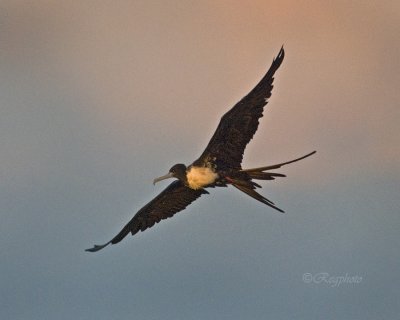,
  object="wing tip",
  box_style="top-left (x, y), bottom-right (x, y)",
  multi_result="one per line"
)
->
top-left (85, 241), bottom-right (111, 253)
top-left (278, 45), bottom-right (285, 57)
top-left (274, 46), bottom-right (285, 65)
